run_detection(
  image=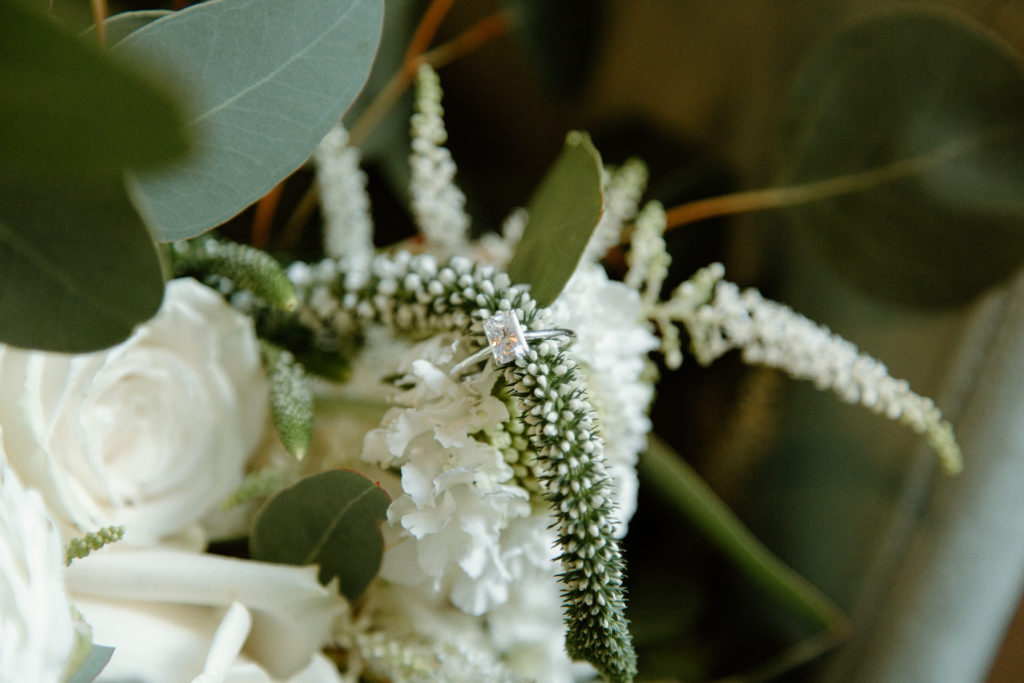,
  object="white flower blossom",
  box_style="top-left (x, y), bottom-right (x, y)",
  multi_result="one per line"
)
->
top-left (546, 263), bottom-right (659, 533)
top-left (314, 124), bottom-right (374, 263)
top-left (624, 200), bottom-right (670, 305)
top-left (0, 446), bottom-right (77, 683)
top-left (665, 263), bottom-right (962, 474)
top-left (361, 338), bottom-right (550, 615)
top-left (347, 584), bottom-right (520, 683)
top-left (65, 548), bottom-right (347, 682)
top-left (582, 158), bottom-right (648, 263)
top-left (409, 64), bottom-right (470, 253)
top-left (0, 278), bottom-right (270, 546)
